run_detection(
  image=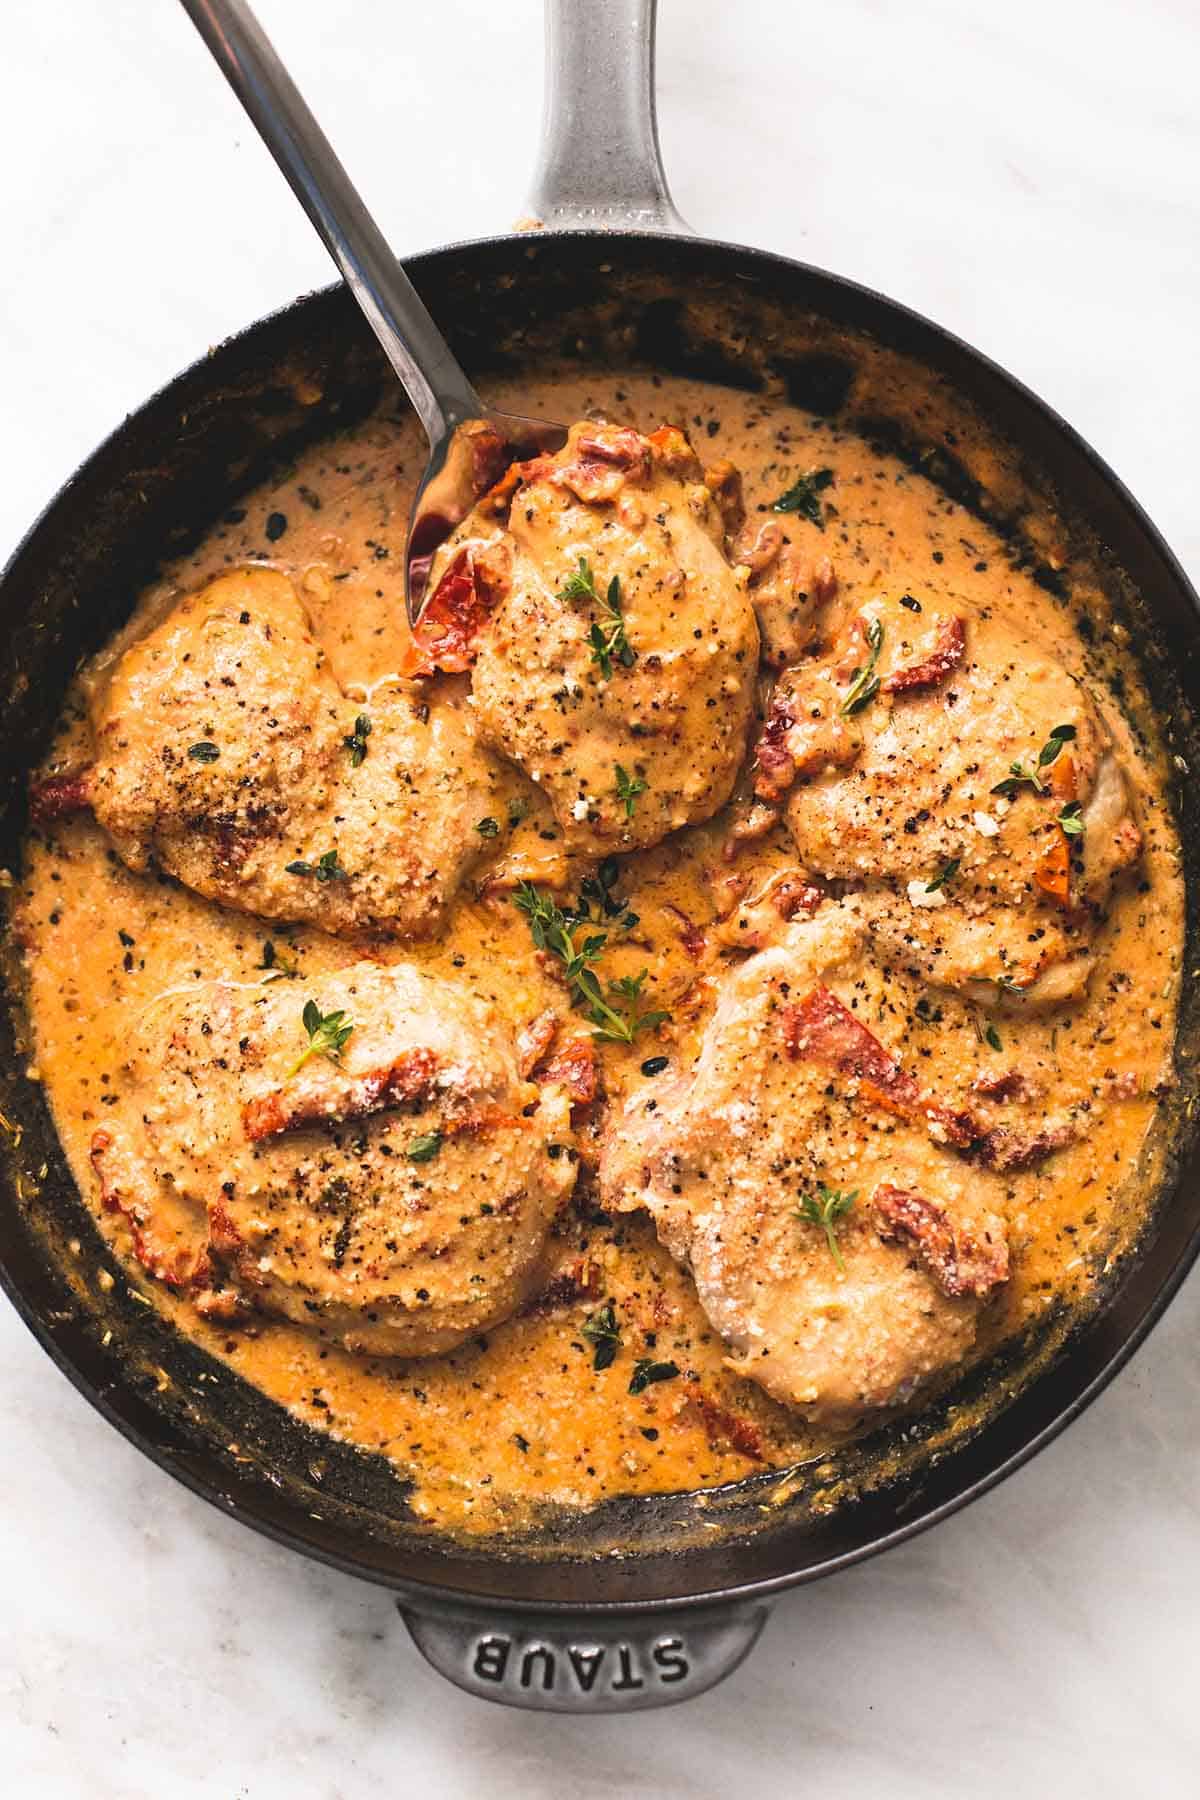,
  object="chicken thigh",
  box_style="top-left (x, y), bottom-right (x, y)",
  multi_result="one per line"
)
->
top-left (600, 903), bottom-right (1009, 1422)
top-left (753, 591), bottom-right (1141, 1004)
top-left (89, 960), bottom-right (577, 1354)
top-left (413, 422), bottom-right (760, 853)
top-left (74, 568), bottom-right (504, 938)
